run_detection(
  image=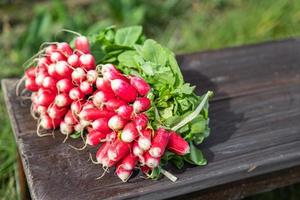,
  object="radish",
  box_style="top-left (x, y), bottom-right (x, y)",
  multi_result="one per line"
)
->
top-left (57, 42), bottom-right (73, 57)
top-left (81, 101), bottom-right (95, 111)
top-left (86, 70), bottom-right (98, 83)
top-left (130, 76), bottom-right (151, 96)
top-left (69, 87), bottom-right (85, 100)
top-left (133, 97), bottom-right (151, 113)
top-left (36, 89), bottom-right (55, 106)
top-left (42, 76), bottom-right (57, 91)
top-left (40, 114), bottom-right (61, 129)
top-left (25, 66), bottom-right (36, 78)
top-left (105, 98), bottom-right (126, 111)
top-left (167, 131), bottom-right (190, 155)
top-left (138, 129), bottom-right (152, 151)
top-left (74, 123), bottom-right (85, 132)
top-left (55, 61), bottom-right (72, 78)
top-left (45, 44), bottom-right (57, 56)
top-left (31, 92), bottom-right (39, 104)
top-left (64, 110), bottom-right (78, 125)
top-left (50, 51), bottom-right (66, 63)
top-left (149, 128), bottom-right (170, 158)
top-left (47, 104), bottom-right (67, 119)
top-left (116, 165), bottom-right (132, 182)
top-left (116, 105), bottom-right (133, 120)
top-left (71, 68), bottom-right (86, 85)
top-left (108, 115), bottom-right (127, 130)
top-left (140, 165), bottom-right (150, 174)
top-left (67, 54), bottom-right (79, 67)
top-left (60, 121), bottom-right (74, 135)
top-left (75, 36), bottom-right (90, 54)
top-left (107, 139), bottom-right (132, 162)
top-left (121, 122), bottom-right (138, 143)
top-left (79, 54), bottom-right (95, 70)
top-left (86, 130), bottom-right (107, 146)
top-left (70, 100), bottom-right (84, 115)
top-left (111, 79), bottom-right (137, 103)
top-left (96, 142), bottom-right (111, 163)
top-left (79, 81), bottom-right (93, 95)
top-left (95, 77), bottom-right (113, 92)
top-left (35, 72), bottom-right (47, 87)
top-left (78, 108), bottom-right (114, 121)
top-left (37, 57), bottom-right (51, 69)
top-left (25, 77), bottom-right (39, 91)
top-left (133, 141), bottom-right (144, 157)
top-left (92, 90), bottom-right (115, 107)
top-left (54, 93), bottom-right (72, 107)
top-left (144, 152), bottom-right (160, 168)
top-left (101, 64), bottom-right (128, 82)
top-left (119, 154), bottom-right (137, 171)
top-left (133, 113), bottom-right (148, 131)
top-left (91, 118), bottom-right (110, 133)
top-left (47, 63), bottom-right (59, 78)
top-left (56, 79), bottom-right (73, 93)
top-left (36, 105), bottom-right (47, 115)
